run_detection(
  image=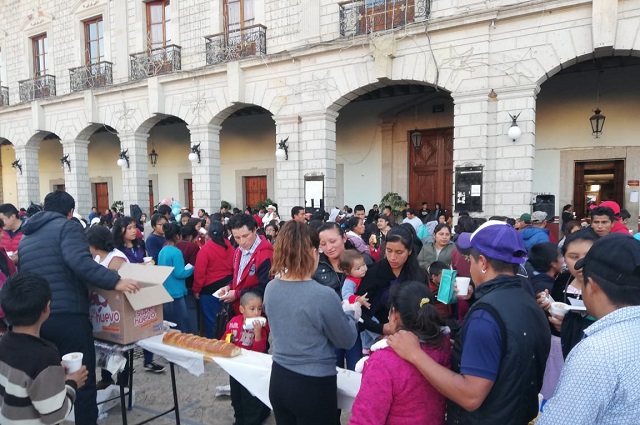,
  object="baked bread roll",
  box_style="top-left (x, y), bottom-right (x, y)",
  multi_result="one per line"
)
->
top-left (162, 330), bottom-right (240, 357)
